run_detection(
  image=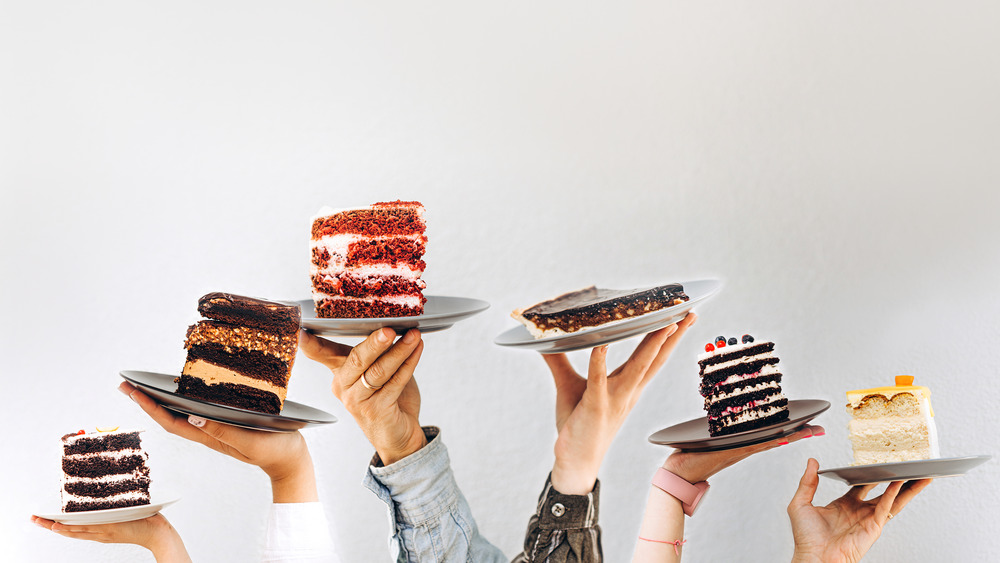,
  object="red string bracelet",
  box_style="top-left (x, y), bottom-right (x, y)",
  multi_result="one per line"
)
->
top-left (638, 537), bottom-right (686, 555)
